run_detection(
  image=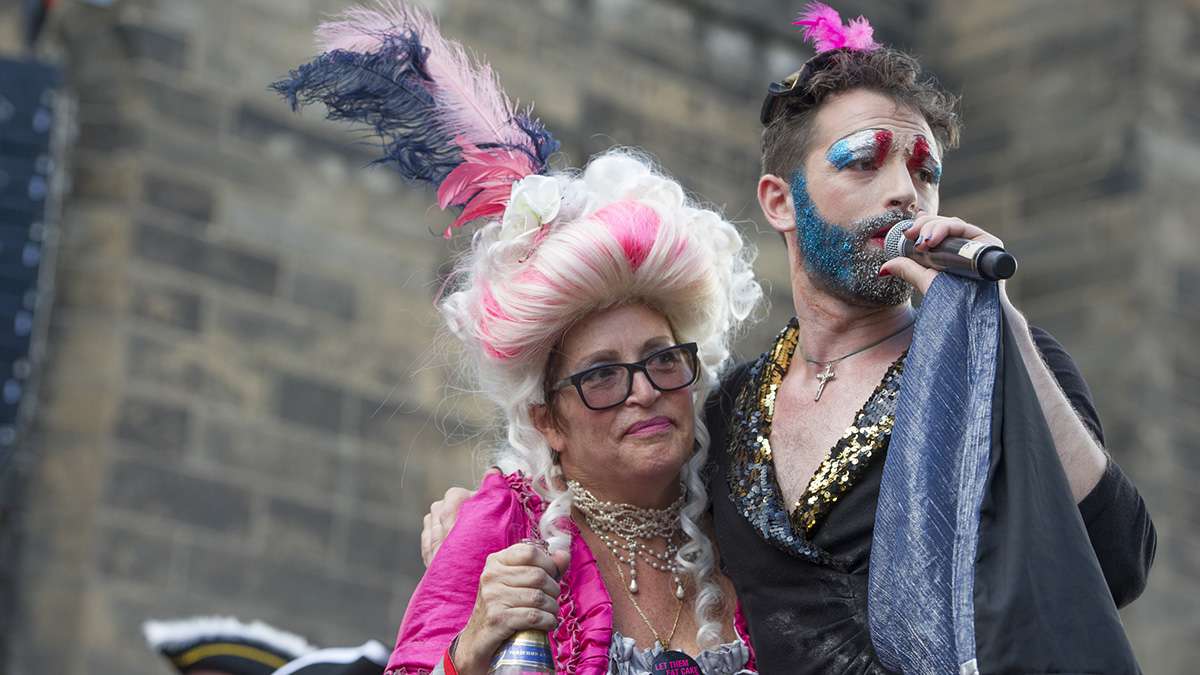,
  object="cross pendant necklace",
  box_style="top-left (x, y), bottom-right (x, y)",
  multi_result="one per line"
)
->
top-left (814, 363), bottom-right (836, 401)
top-left (802, 319), bottom-right (916, 402)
